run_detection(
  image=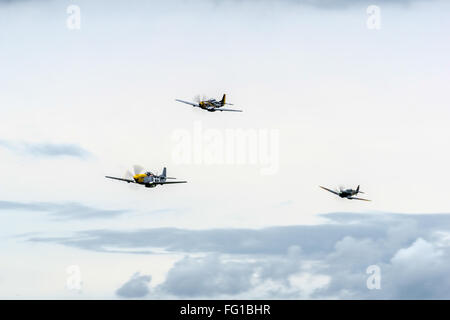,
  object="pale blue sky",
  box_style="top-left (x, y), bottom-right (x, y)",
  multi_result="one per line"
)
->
top-left (1, 0), bottom-right (450, 299)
